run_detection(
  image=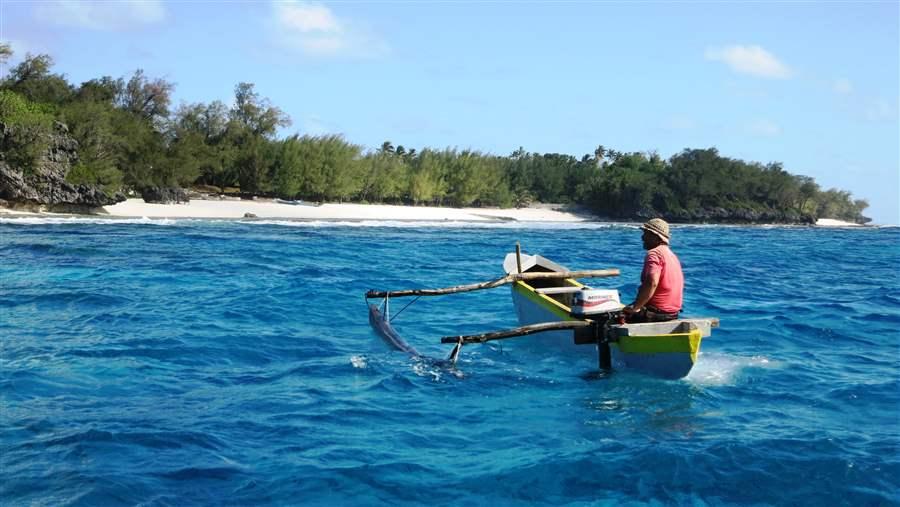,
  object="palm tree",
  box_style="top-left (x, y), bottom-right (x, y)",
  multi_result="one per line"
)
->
top-left (593, 144), bottom-right (606, 167)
